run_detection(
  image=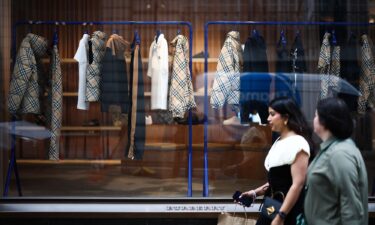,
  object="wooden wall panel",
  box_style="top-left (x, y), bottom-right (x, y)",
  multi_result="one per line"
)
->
top-left (0, 0), bottom-right (11, 195)
top-left (11, 0), bottom-right (314, 57)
